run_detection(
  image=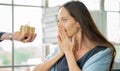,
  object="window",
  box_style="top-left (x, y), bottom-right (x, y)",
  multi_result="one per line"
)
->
top-left (105, 0), bottom-right (120, 44)
top-left (14, 6), bottom-right (43, 66)
top-left (107, 12), bottom-right (120, 43)
top-left (0, 0), bottom-right (11, 4)
top-left (14, 0), bottom-right (42, 6)
top-left (48, 0), bottom-right (72, 7)
top-left (105, 0), bottom-right (120, 11)
top-left (0, 1), bottom-right (43, 71)
top-left (105, 0), bottom-right (120, 65)
top-left (0, 6), bottom-right (12, 66)
top-left (0, 6), bottom-right (12, 32)
top-left (79, 0), bottom-right (101, 10)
